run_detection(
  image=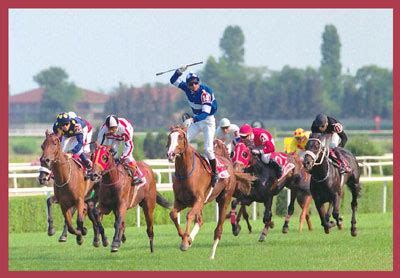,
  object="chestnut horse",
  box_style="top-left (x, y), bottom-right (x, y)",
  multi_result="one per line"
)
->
top-left (90, 144), bottom-right (171, 252)
top-left (166, 127), bottom-right (255, 259)
top-left (39, 130), bottom-right (105, 245)
top-left (303, 133), bottom-right (361, 236)
top-left (230, 142), bottom-right (313, 241)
